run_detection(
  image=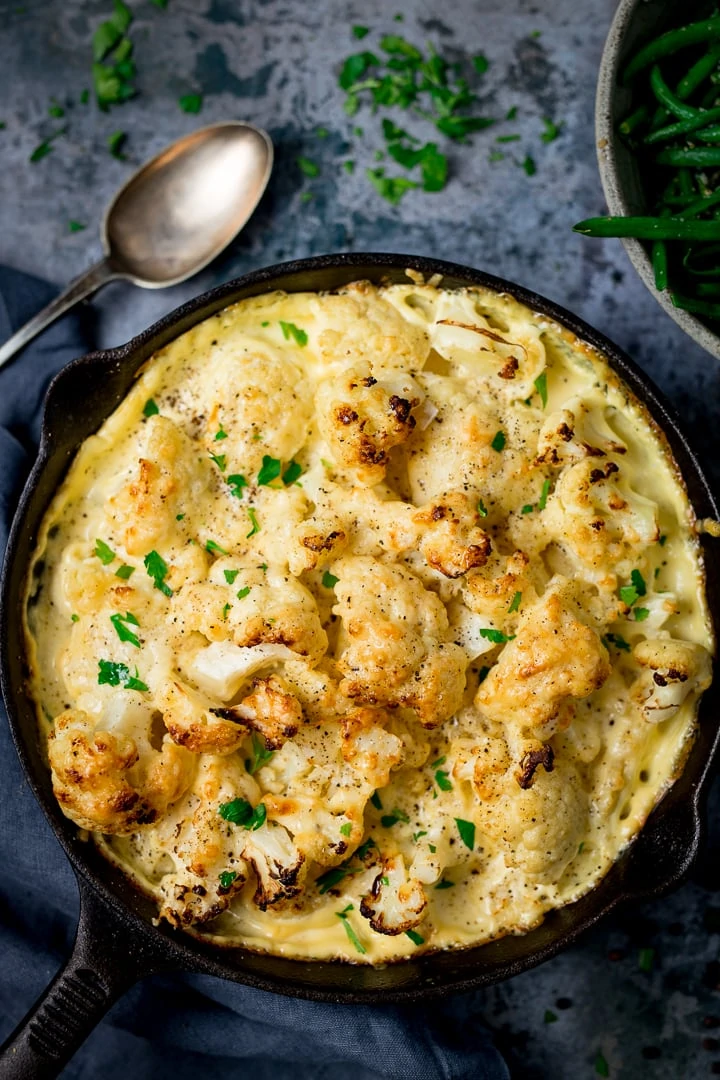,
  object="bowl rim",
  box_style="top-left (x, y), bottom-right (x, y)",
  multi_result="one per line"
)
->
top-left (2, 251), bottom-right (719, 1003)
top-left (594, 0), bottom-right (720, 359)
